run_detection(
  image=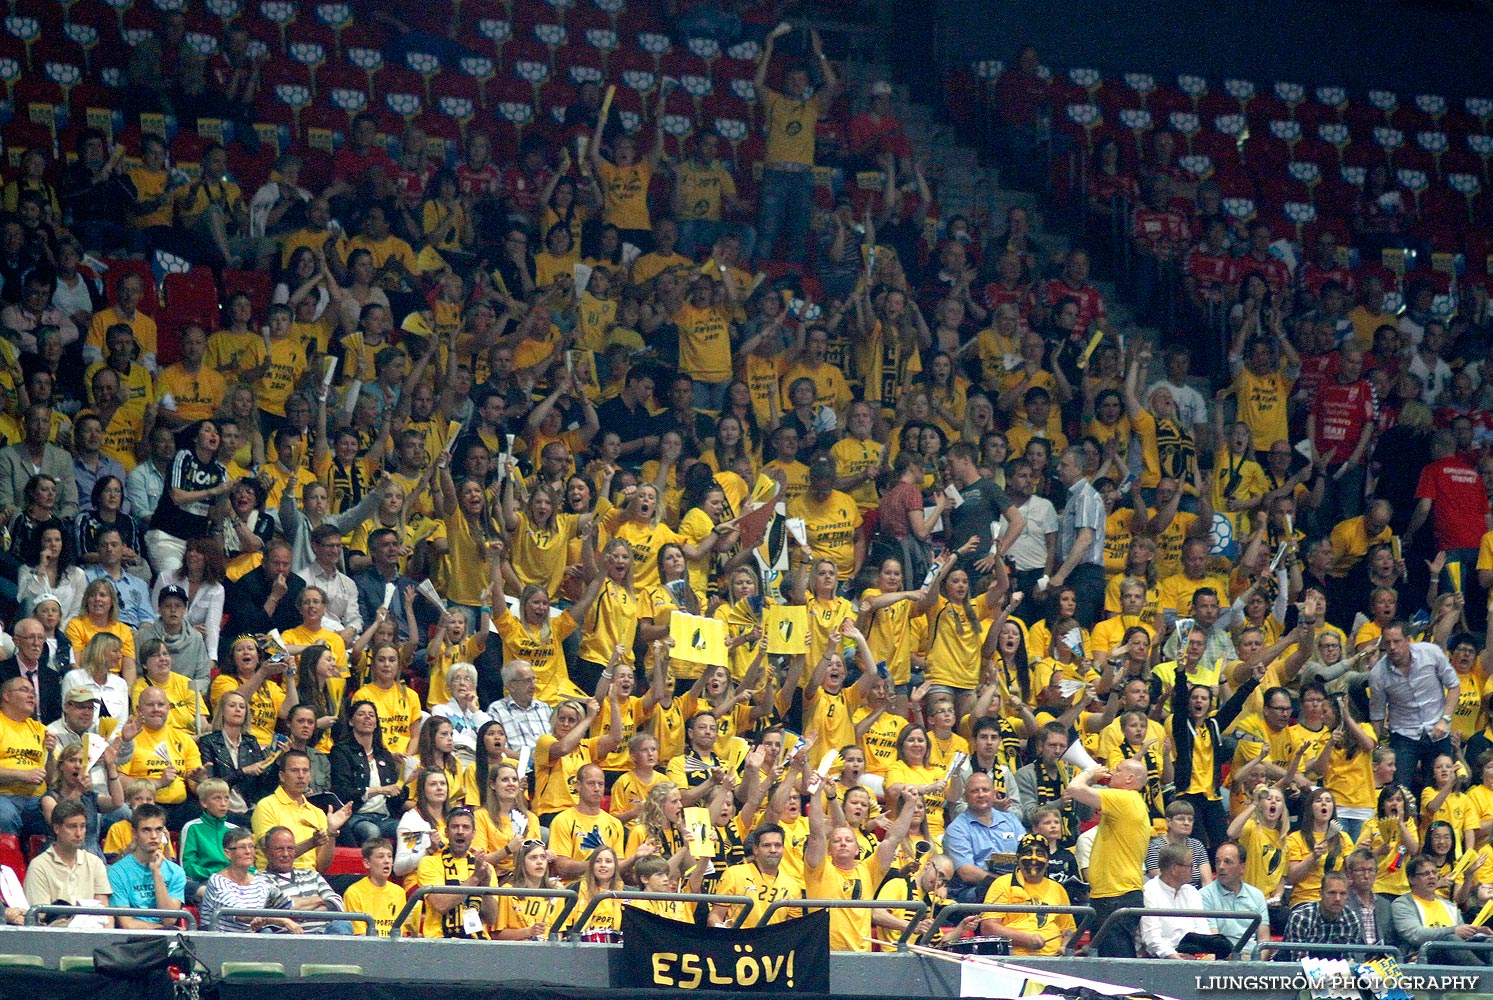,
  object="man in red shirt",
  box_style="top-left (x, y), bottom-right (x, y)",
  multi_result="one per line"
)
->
top-left (501, 136), bottom-right (553, 231)
top-left (1183, 218), bottom-right (1239, 310)
top-left (993, 45), bottom-right (1052, 191)
top-left (848, 81), bottom-right (912, 168)
top-left (1307, 344), bottom-right (1376, 533)
top-left (1035, 249), bottom-right (1105, 337)
top-left (1132, 176), bottom-right (1190, 324)
top-left (1300, 230), bottom-right (1357, 299)
top-left (1240, 222), bottom-right (1291, 297)
top-left (328, 113), bottom-right (396, 199)
top-left (1407, 431), bottom-right (1491, 593)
